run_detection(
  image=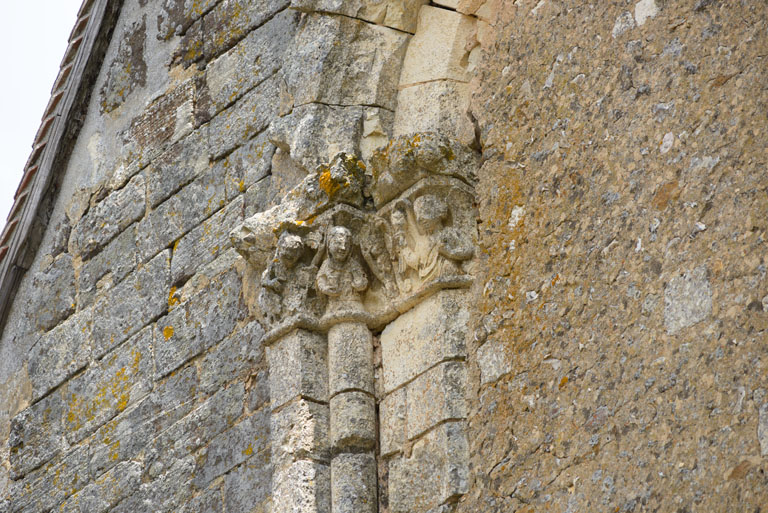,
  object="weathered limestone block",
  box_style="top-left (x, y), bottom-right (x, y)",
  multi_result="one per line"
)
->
top-left (290, 0), bottom-right (428, 33)
top-left (62, 327), bottom-right (153, 445)
top-left (136, 168), bottom-right (227, 263)
top-left (157, 0), bottom-right (219, 39)
top-left (27, 308), bottom-right (91, 402)
top-left (57, 460), bottom-right (142, 513)
top-left (9, 392), bottom-right (65, 479)
top-left (198, 321), bottom-right (265, 395)
top-left (78, 225), bottom-right (137, 307)
top-left (149, 384), bottom-right (244, 471)
top-left (145, 130), bottom-right (210, 208)
top-left (217, 132), bottom-right (275, 202)
top-left (179, 487), bottom-right (222, 513)
top-left (203, 9), bottom-right (300, 118)
top-left (330, 453), bottom-right (377, 513)
top-left (5, 446), bottom-right (89, 513)
top-left (269, 147), bottom-right (308, 202)
top-left (381, 289), bottom-right (469, 393)
top-left (99, 17), bottom-right (147, 114)
top-left (389, 422), bottom-right (469, 513)
top-left (193, 409), bottom-right (270, 488)
top-left (406, 361), bottom-right (467, 439)
top-left (29, 253), bottom-right (76, 331)
top-left (70, 173), bottom-right (145, 258)
top-left (155, 268), bottom-right (245, 379)
top-left (268, 103), bottom-right (367, 172)
top-left (171, 196), bottom-right (244, 284)
top-left (271, 399), bottom-right (331, 468)
top-left (282, 13), bottom-right (409, 110)
top-left (223, 450), bottom-right (273, 513)
top-left (433, 0), bottom-right (459, 8)
top-left (398, 6), bottom-right (476, 87)
top-left (330, 392), bottom-right (376, 451)
top-left (91, 250), bottom-right (170, 358)
top-left (201, 0), bottom-right (291, 62)
top-left (146, 366), bottom-right (199, 434)
top-left (393, 80), bottom-right (475, 146)
top-left (328, 322), bottom-right (374, 396)
top-left (116, 81), bottom-right (196, 186)
top-left (89, 394), bottom-right (161, 478)
top-left (266, 329), bottom-right (328, 408)
top-left (208, 74), bottom-right (280, 159)
top-left (380, 387), bottom-right (406, 456)
top-left (109, 456), bottom-right (196, 513)
top-left (273, 460), bottom-right (331, 513)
